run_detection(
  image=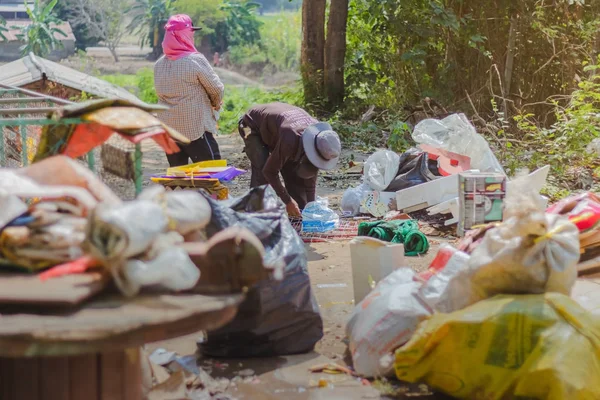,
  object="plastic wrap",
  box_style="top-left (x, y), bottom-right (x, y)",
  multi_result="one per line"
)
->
top-left (412, 114), bottom-right (505, 174)
top-left (138, 186), bottom-right (211, 235)
top-left (341, 183), bottom-right (371, 216)
top-left (301, 197), bottom-right (340, 233)
top-left (364, 150), bottom-right (400, 191)
top-left (198, 185), bottom-right (323, 357)
top-left (85, 201), bottom-right (168, 261)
